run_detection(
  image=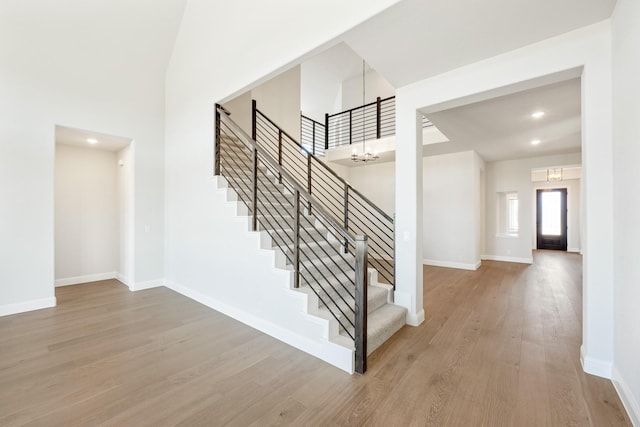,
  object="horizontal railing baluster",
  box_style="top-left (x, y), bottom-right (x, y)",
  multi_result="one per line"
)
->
top-left (254, 103), bottom-right (395, 296)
